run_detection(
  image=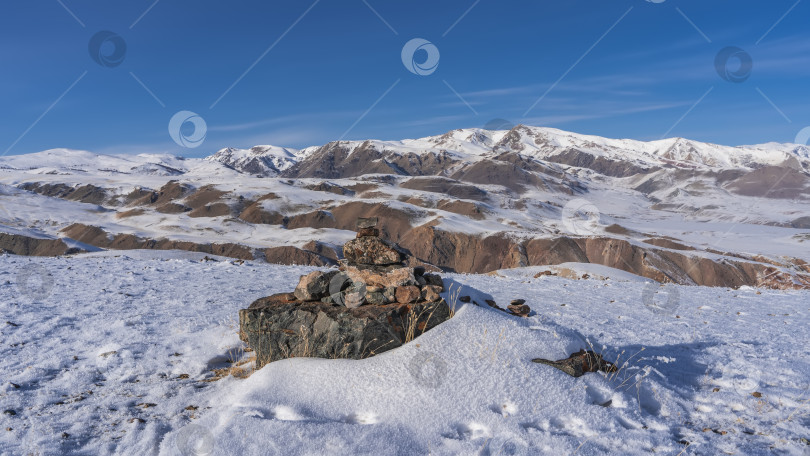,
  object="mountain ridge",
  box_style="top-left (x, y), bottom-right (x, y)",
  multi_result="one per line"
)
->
top-left (4, 125), bottom-right (808, 178)
top-left (2, 123), bottom-right (808, 289)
